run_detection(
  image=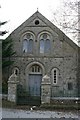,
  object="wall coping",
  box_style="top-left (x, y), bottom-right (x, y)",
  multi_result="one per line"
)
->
top-left (51, 97), bottom-right (80, 100)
